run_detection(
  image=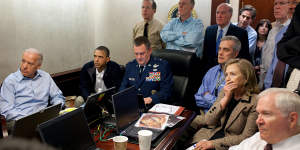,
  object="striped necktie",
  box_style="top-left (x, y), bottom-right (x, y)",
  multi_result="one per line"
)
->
top-left (216, 29), bottom-right (223, 55)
